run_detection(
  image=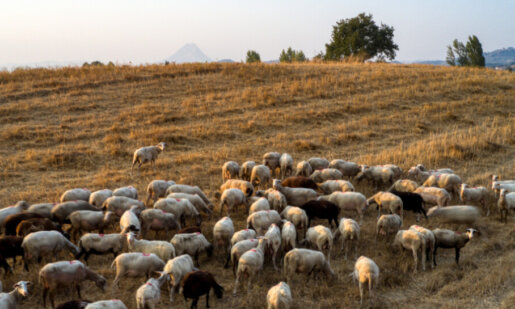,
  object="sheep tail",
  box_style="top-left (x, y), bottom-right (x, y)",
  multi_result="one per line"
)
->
top-left (110, 259), bottom-right (117, 270)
